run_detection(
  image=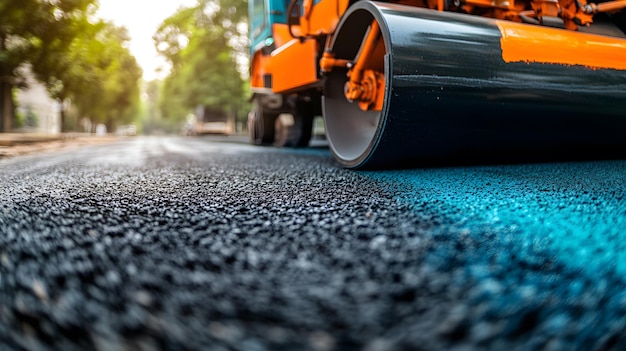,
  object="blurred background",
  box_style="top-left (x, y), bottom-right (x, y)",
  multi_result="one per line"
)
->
top-left (0, 0), bottom-right (250, 137)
